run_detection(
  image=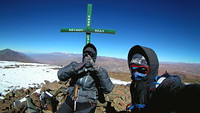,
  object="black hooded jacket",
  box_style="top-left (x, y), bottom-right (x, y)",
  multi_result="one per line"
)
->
top-left (128, 45), bottom-right (160, 105)
top-left (128, 45), bottom-right (200, 113)
top-left (57, 43), bottom-right (114, 104)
